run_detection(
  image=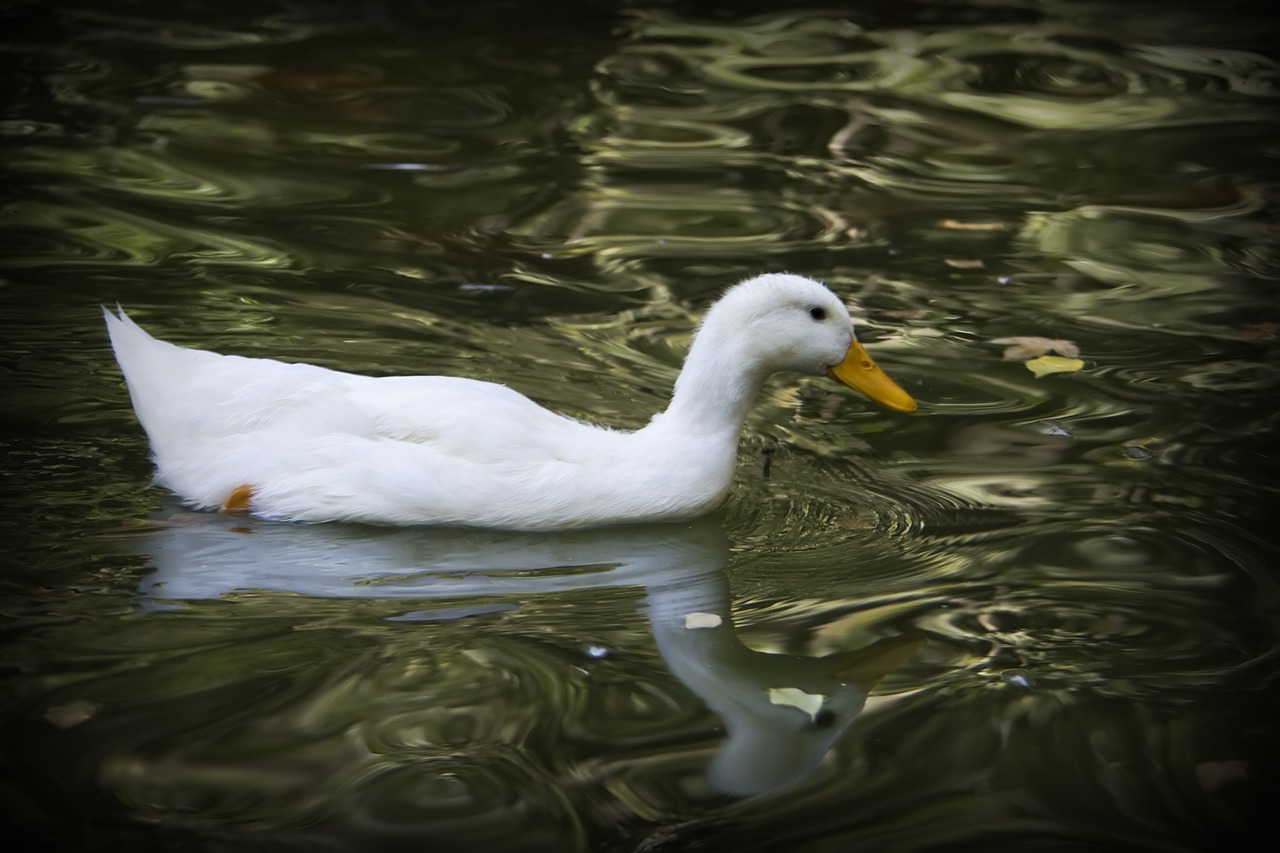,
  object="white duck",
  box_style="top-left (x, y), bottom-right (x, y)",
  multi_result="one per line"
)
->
top-left (105, 273), bottom-right (916, 529)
